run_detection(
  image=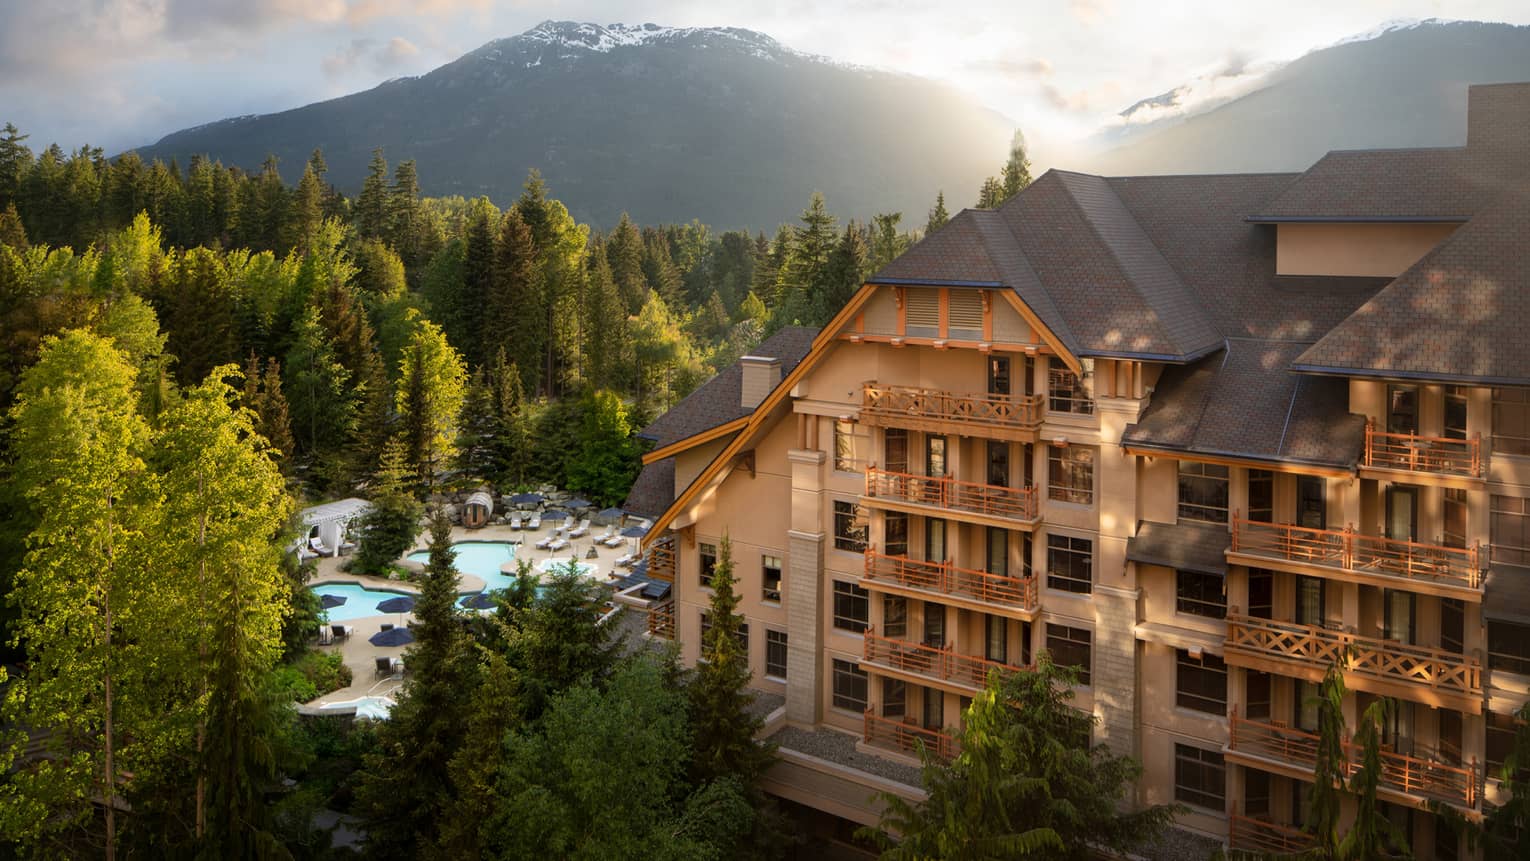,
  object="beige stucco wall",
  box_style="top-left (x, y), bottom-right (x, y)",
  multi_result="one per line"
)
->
top-left (1275, 222), bottom-right (1458, 277)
